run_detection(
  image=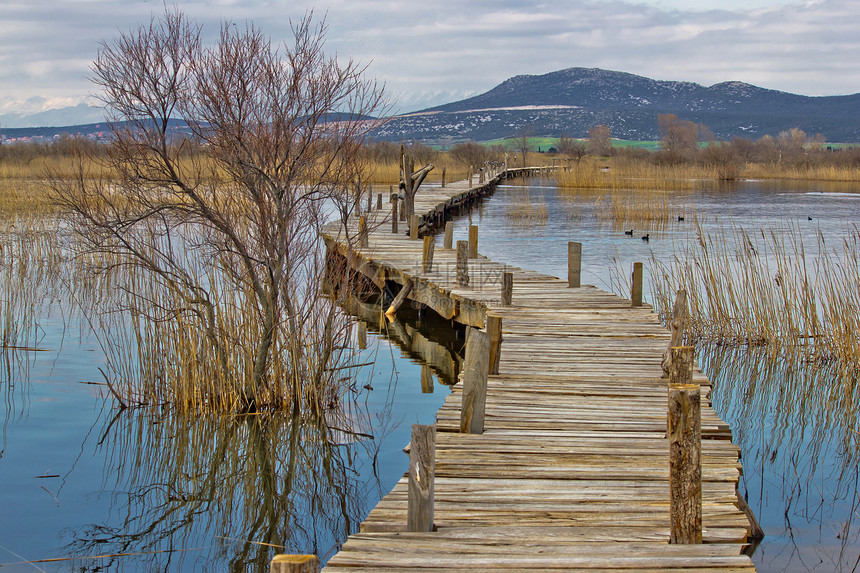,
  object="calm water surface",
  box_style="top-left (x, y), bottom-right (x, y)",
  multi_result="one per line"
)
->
top-left (1, 177), bottom-right (858, 572)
